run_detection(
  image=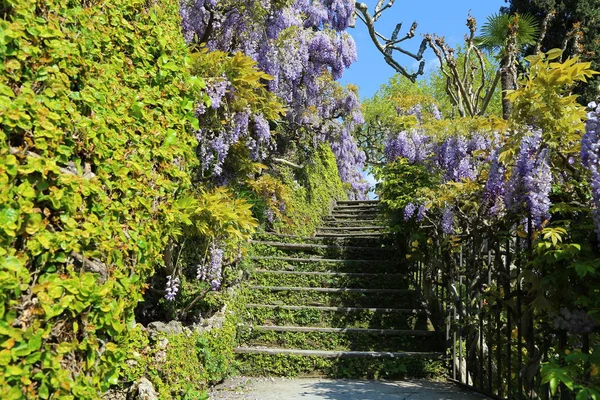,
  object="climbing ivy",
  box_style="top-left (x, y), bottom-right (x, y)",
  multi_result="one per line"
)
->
top-left (0, 0), bottom-right (204, 397)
